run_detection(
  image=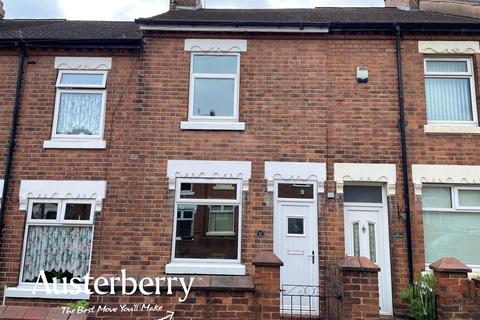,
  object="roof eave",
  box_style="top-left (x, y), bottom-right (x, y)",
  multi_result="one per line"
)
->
top-left (0, 38), bottom-right (142, 49)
